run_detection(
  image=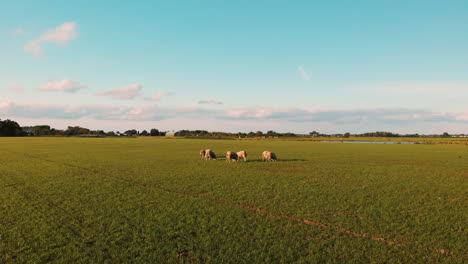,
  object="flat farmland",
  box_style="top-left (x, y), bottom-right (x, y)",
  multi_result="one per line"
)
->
top-left (0, 137), bottom-right (466, 263)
